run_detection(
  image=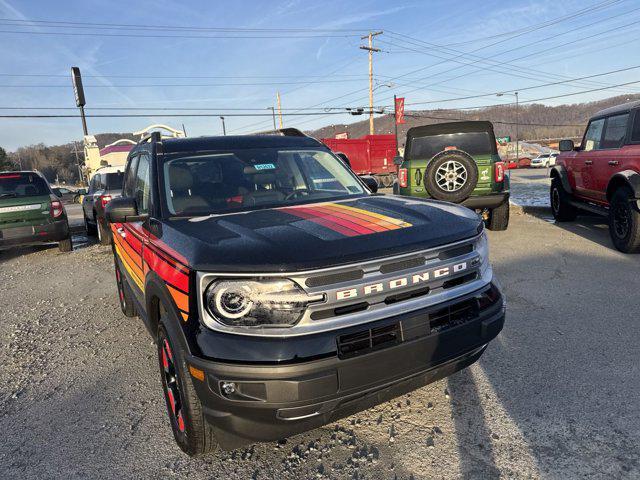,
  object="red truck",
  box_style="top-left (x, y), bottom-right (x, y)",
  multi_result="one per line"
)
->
top-left (321, 134), bottom-right (397, 187)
